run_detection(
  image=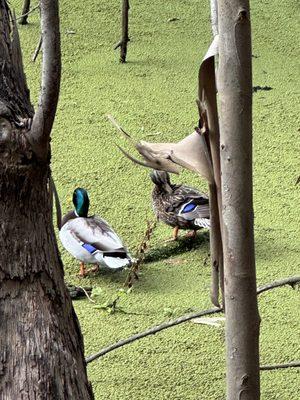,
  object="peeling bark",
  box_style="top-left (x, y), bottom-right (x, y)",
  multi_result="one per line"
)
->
top-left (218, 0), bottom-right (260, 399)
top-left (198, 37), bottom-right (224, 308)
